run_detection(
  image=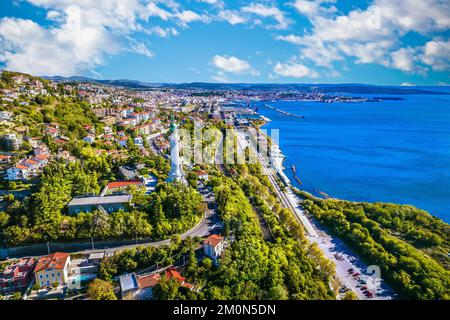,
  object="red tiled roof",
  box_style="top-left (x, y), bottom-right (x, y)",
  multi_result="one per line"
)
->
top-left (35, 154), bottom-right (49, 160)
top-left (34, 252), bottom-right (70, 273)
top-left (204, 234), bottom-right (224, 248)
top-left (15, 164), bottom-right (28, 169)
top-left (165, 269), bottom-right (185, 283)
top-left (0, 155), bottom-right (11, 159)
top-left (25, 159), bottom-right (38, 165)
top-left (137, 274), bottom-right (161, 289)
top-left (106, 179), bottom-right (144, 190)
top-left (164, 268), bottom-right (194, 290)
